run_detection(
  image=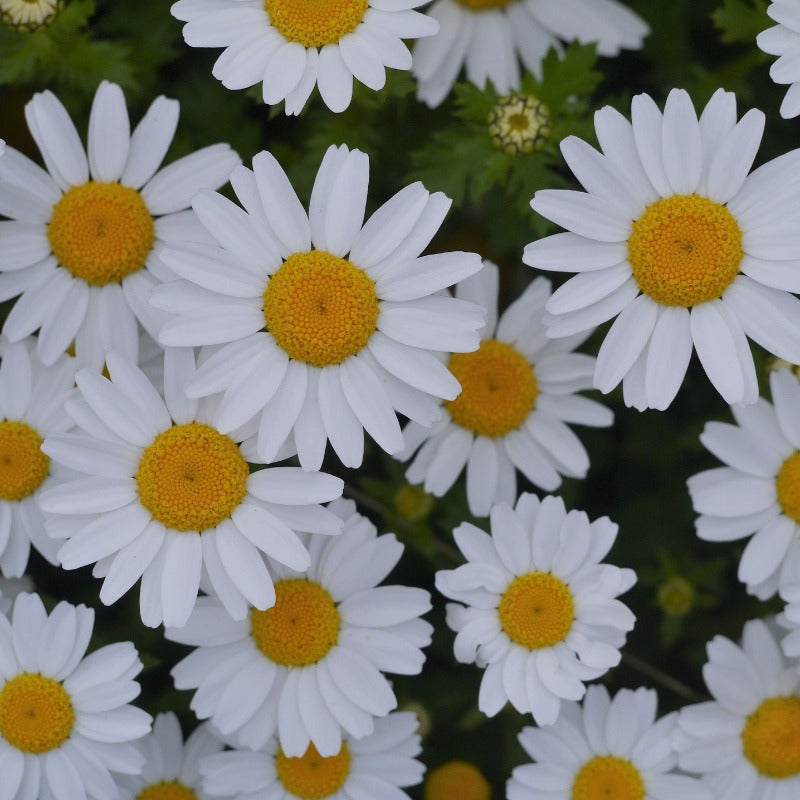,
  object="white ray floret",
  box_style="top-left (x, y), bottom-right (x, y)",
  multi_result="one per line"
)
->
top-left (757, 1), bottom-right (800, 118)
